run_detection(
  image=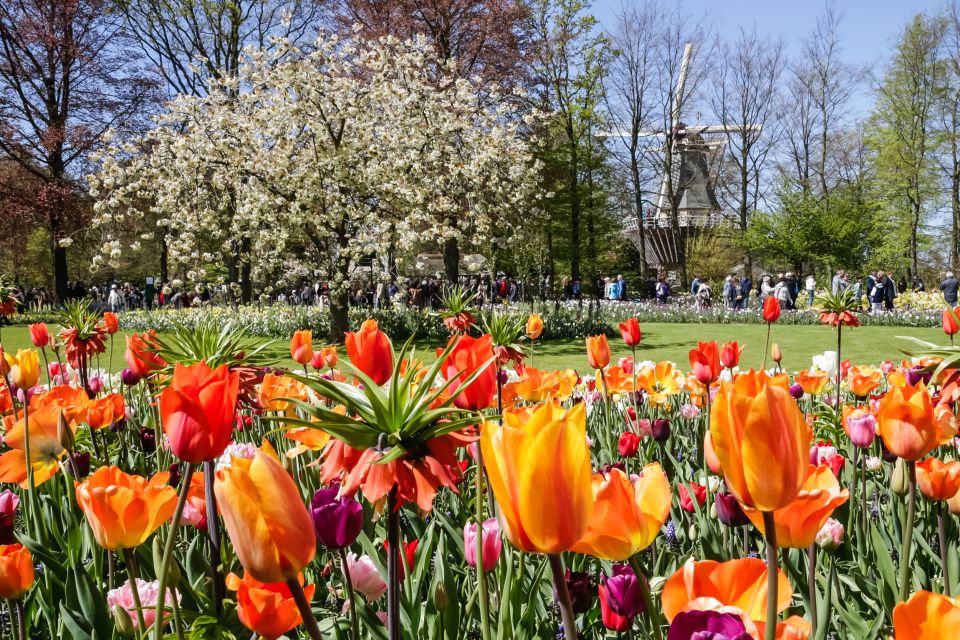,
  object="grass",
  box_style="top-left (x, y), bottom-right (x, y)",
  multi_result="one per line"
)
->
top-left (0, 322), bottom-right (949, 373)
